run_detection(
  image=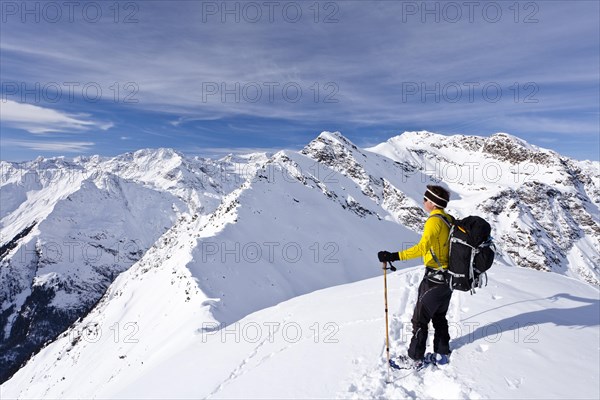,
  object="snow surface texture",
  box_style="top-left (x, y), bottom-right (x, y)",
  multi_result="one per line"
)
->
top-left (1, 131), bottom-right (599, 398)
top-left (2, 266), bottom-right (598, 399)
